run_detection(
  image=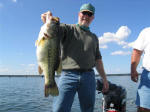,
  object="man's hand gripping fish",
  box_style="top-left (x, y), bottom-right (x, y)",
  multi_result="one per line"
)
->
top-left (35, 13), bottom-right (61, 97)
